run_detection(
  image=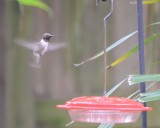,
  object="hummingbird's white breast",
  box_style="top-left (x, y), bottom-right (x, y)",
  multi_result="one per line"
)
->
top-left (33, 39), bottom-right (48, 56)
